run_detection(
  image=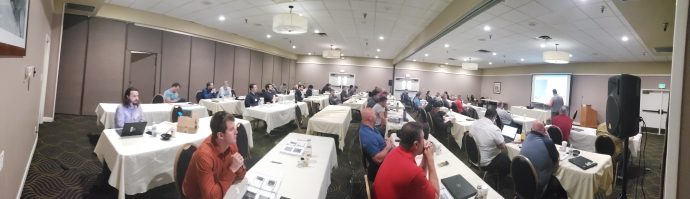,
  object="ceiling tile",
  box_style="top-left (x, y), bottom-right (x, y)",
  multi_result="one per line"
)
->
top-left (181, 3), bottom-right (236, 21)
top-left (376, 2), bottom-right (403, 14)
top-left (239, 7), bottom-right (266, 17)
top-left (376, 12), bottom-right (399, 21)
top-left (332, 17), bottom-right (356, 25)
top-left (472, 13), bottom-right (495, 23)
top-left (484, 3), bottom-right (512, 16)
top-left (487, 16), bottom-right (515, 28)
top-left (536, 0), bottom-right (575, 11)
top-left (556, 7), bottom-right (590, 22)
top-left (299, 1), bottom-right (327, 11)
top-left (593, 16), bottom-right (624, 28)
top-left (247, 0), bottom-right (274, 7)
top-left (504, 24), bottom-right (531, 33)
top-left (579, 3), bottom-right (616, 19)
top-left (307, 10), bottom-right (332, 18)
top-left (329, 10), bottom-right (354, 18)
top-left (571, 19), bottom-right (599, 30)
top-left (500, 10), bottom-right (531, 23)
top-left (350, 1), bottom-right (376, 12)
top-left (323, 0), bottom-right (351, 10)
top-left (109, 0), bottom-right (136, 7)
top-left (404, 0), bottom-right (433, 9)
top-left (535, 12), bottom-right (567, 25)
top-left (148, 0), bottom-right (191, 14)
top-left (129, 0), bottom-right (163, 10)
top-left (378, 0), bottom-right (406, 5)
top-left (257, 5), bottom-right (285, 14)
top-left (428, 0), bottom-right (450, 12)
top-left (501, 0), bottom-right (531, 8)
top-left (421, 10), bottom-right (441, 20)
top-left (400, 6), bottom-right (427, 17)
top-left (516, 1), bottom-right (552, 17)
